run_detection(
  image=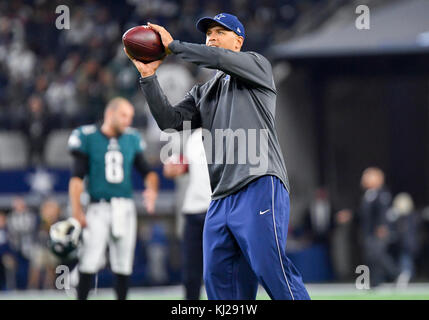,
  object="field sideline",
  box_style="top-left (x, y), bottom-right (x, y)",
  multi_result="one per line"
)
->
top-left (0, 283), bottom-right (429, 300)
